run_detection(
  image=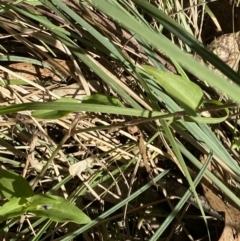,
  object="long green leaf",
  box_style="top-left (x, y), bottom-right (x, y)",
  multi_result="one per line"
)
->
top-left (0, 102), bottom-right (162, 117)
top-left (87, 0), bottom-right (240, 104)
